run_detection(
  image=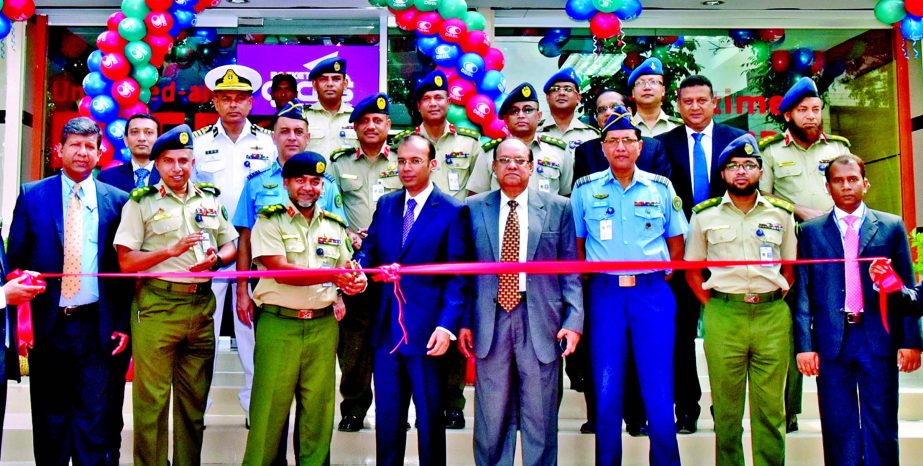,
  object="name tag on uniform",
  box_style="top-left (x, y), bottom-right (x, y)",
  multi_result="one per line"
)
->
top-left (340, 173), bottom-right (358, 180)
top-left (372, 182), bottom-right (385, 202)
top-left (538, 178), bottom-right (551, 193)
top-left (448, 170), bottom-right (461, 192)
top-left (760, 243), bottom-right (774, 266)
top-left (600, 219), bottom-right (613, 241)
